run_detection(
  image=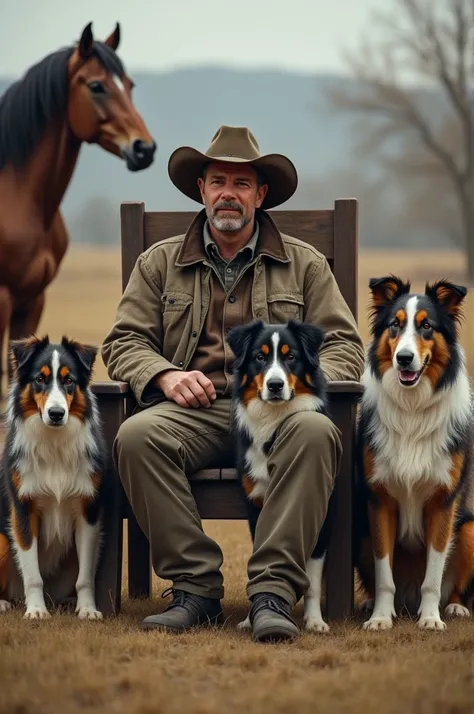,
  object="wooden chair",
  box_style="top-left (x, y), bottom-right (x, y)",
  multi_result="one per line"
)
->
top-left (92, 198), bottom-right (363, 621)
